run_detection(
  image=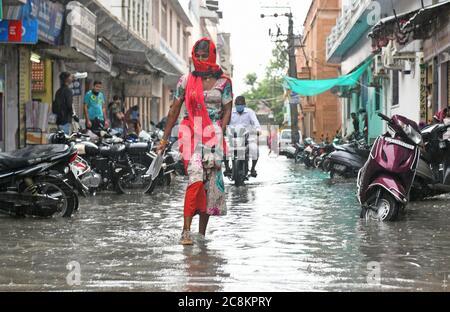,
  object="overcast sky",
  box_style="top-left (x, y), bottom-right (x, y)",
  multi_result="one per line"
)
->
top-left (218, 0), bottom-right (313, 96)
